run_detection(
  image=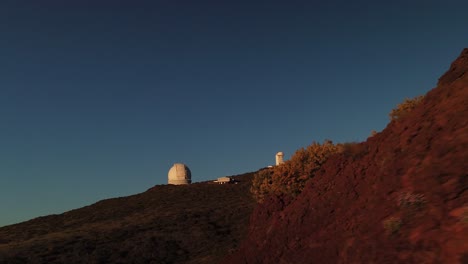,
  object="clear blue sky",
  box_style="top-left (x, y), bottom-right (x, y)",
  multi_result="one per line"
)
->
top-left (1, 0), bottom-right (467, 227)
